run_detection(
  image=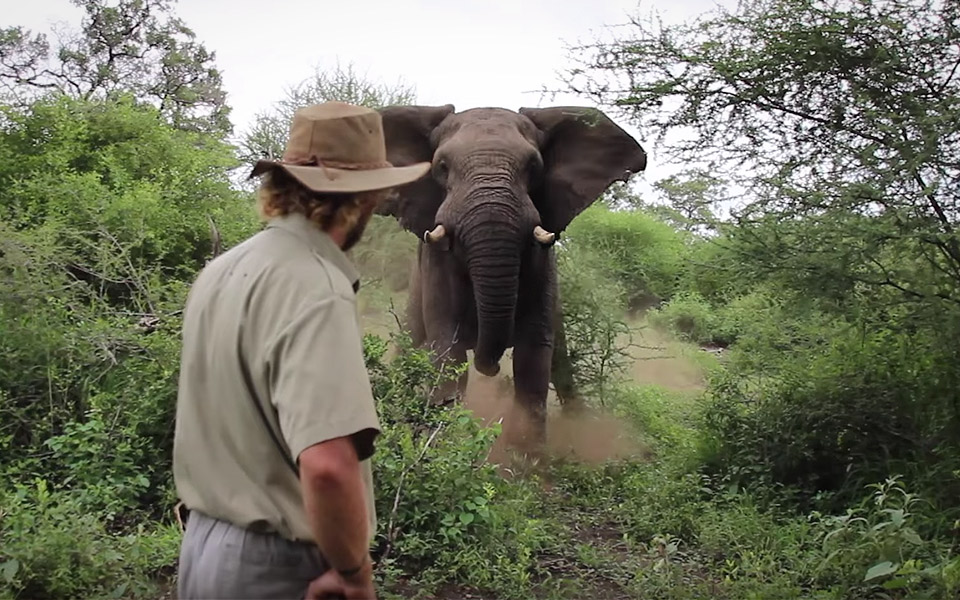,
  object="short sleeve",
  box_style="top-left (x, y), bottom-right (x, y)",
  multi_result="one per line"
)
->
top-left (266, 295), bottom-right (381, 463)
